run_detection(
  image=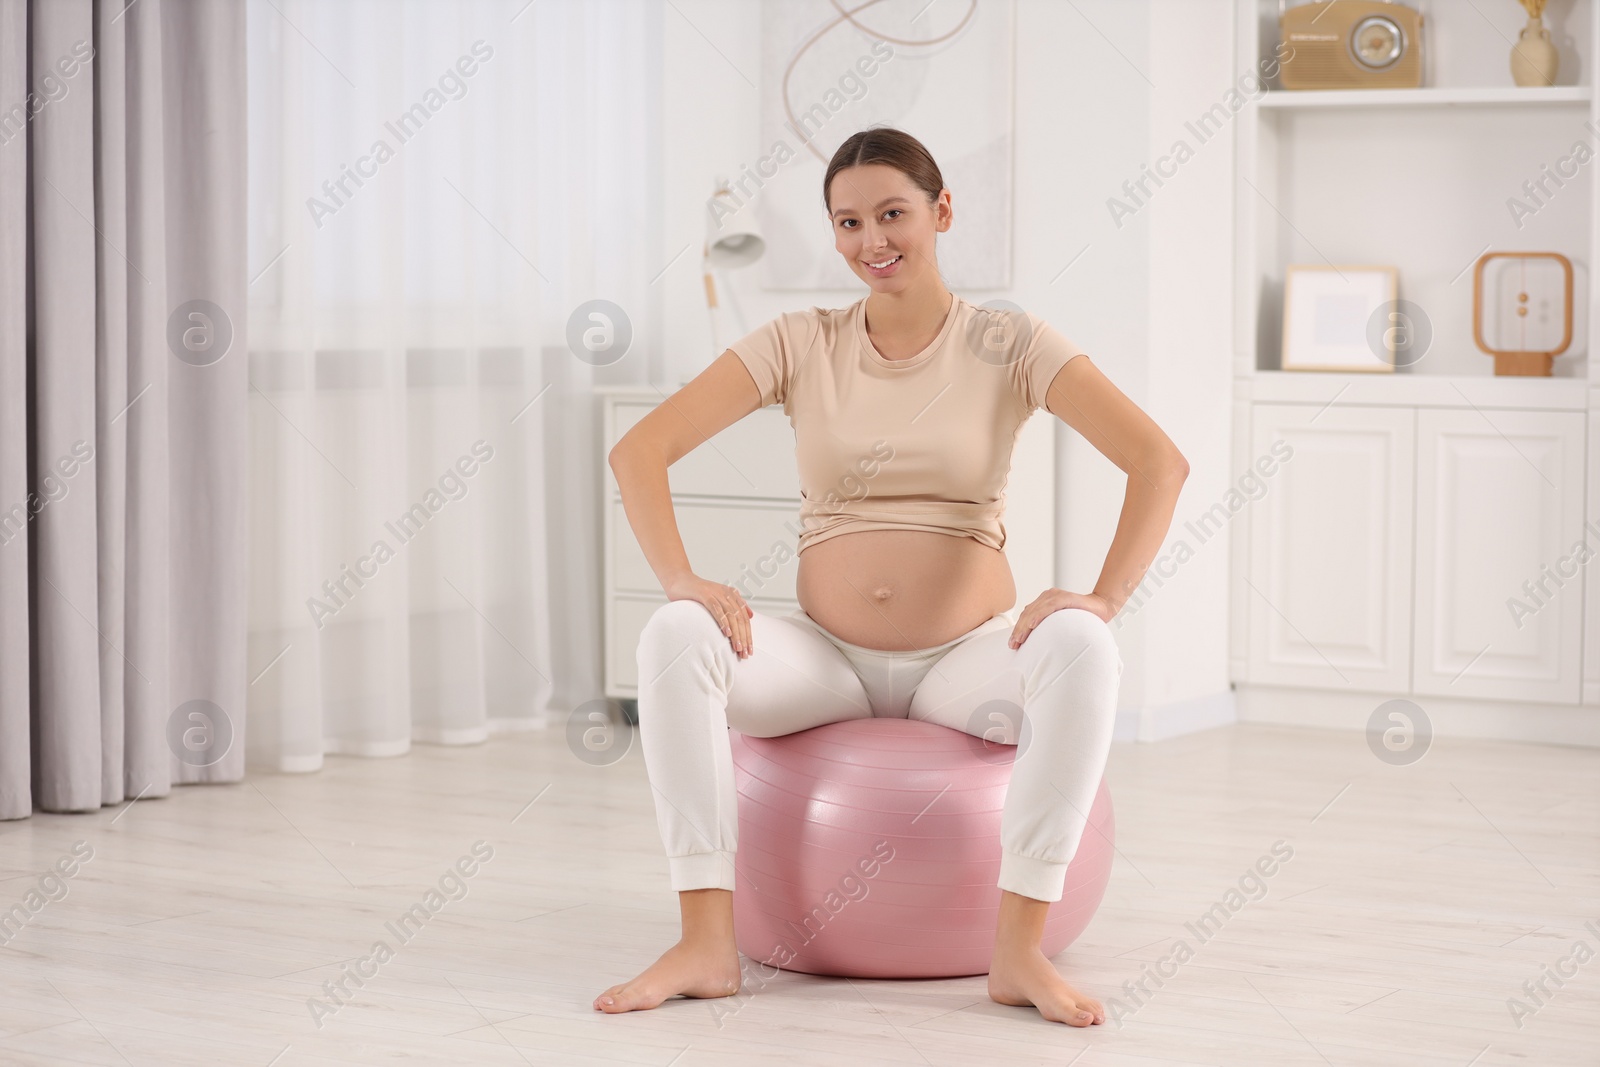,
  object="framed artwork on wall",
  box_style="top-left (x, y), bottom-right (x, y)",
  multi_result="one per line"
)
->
top-left (750, 0), bottom-right (1015, 291)
top-left (1281, 264), bottom-right (1399, 372)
